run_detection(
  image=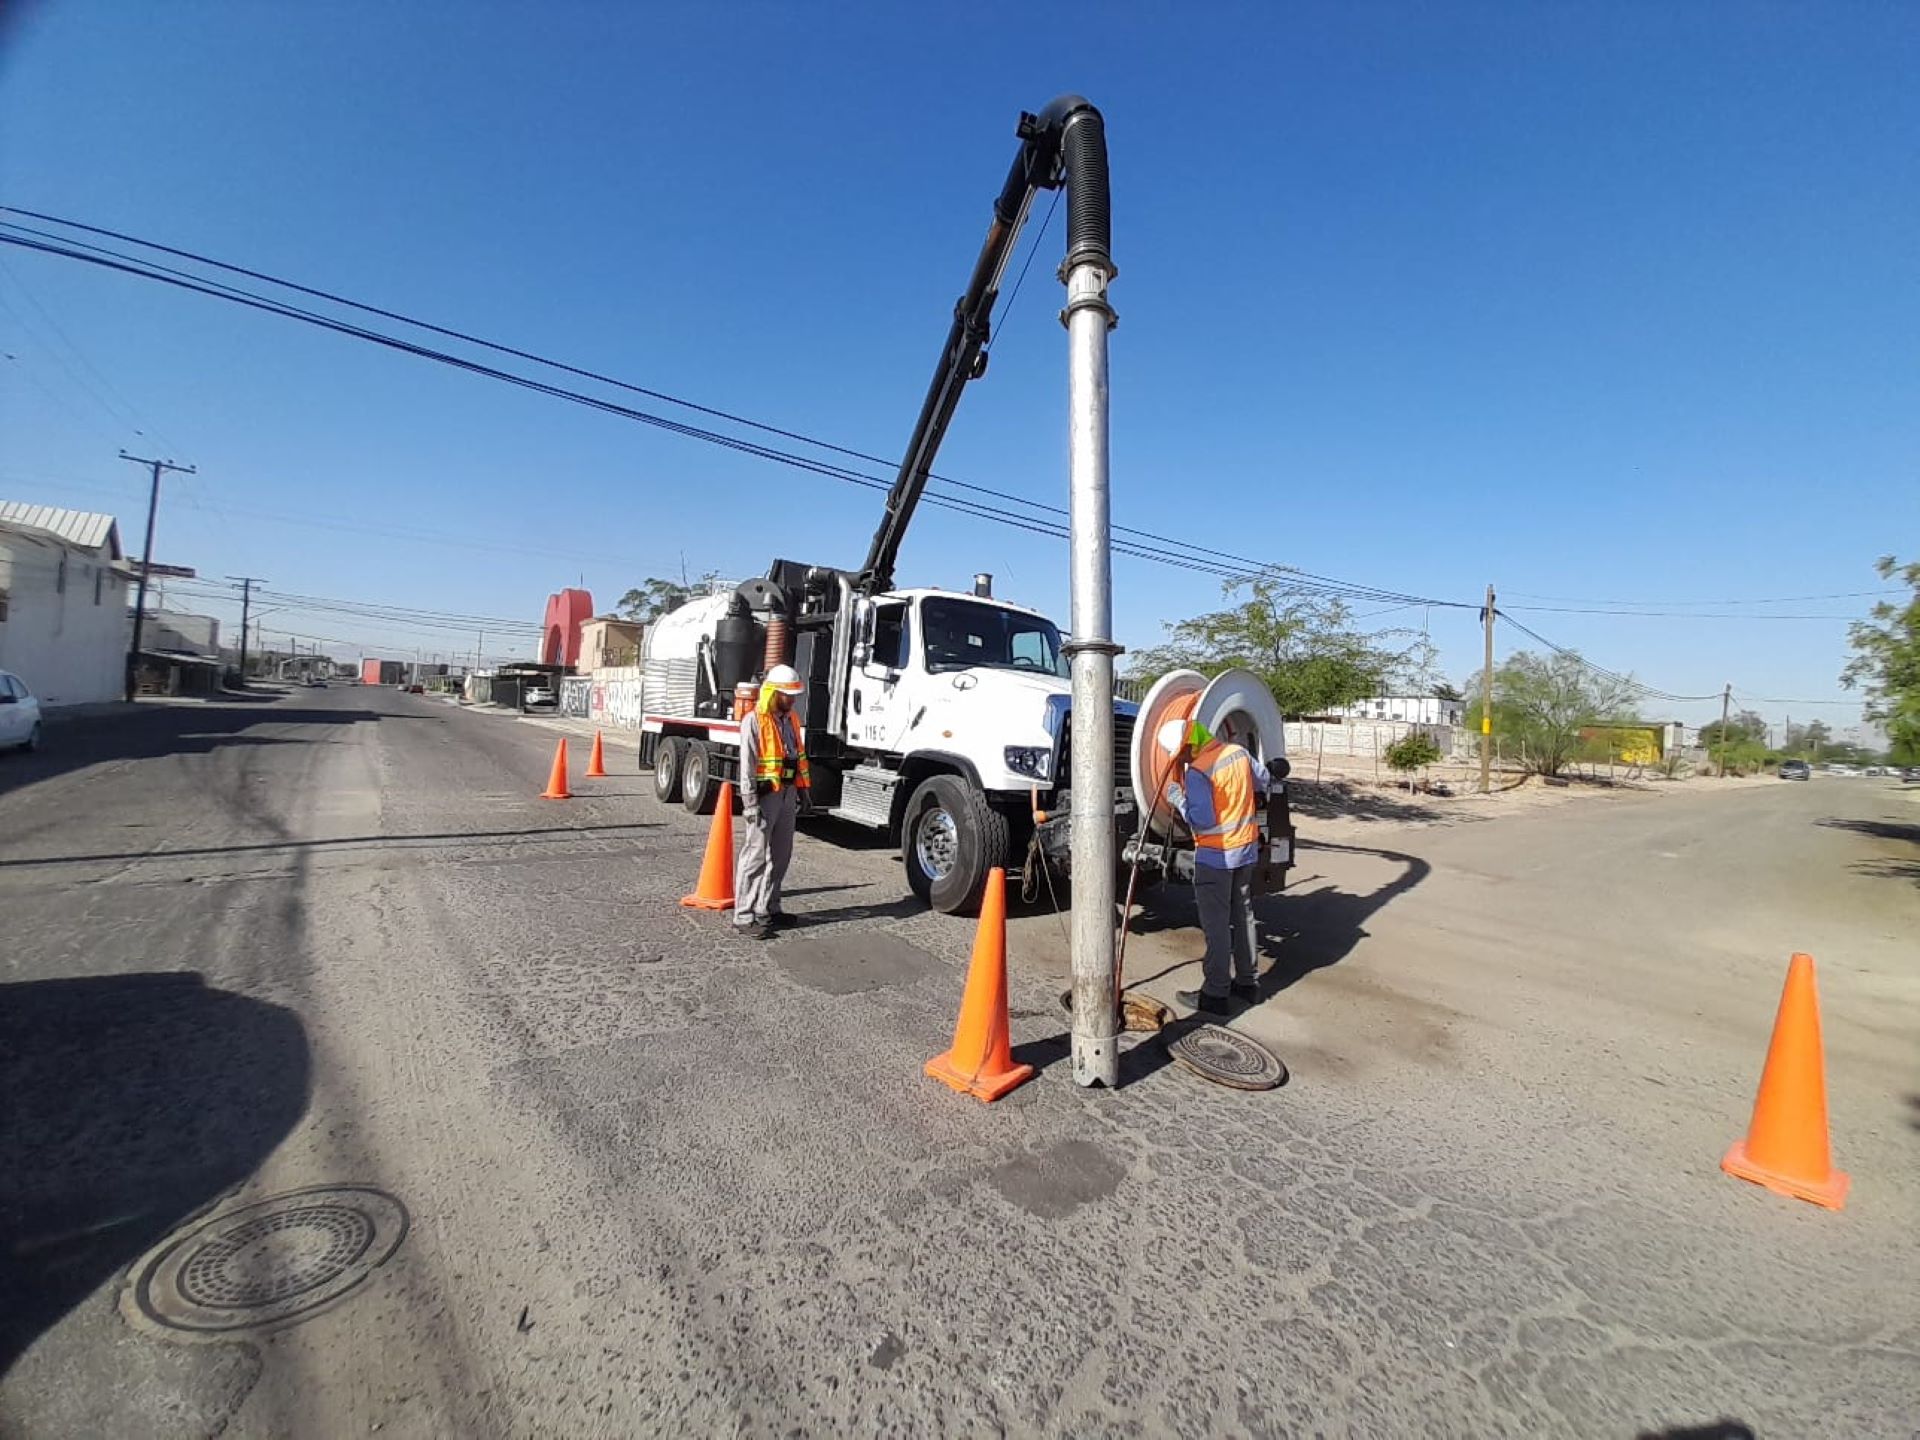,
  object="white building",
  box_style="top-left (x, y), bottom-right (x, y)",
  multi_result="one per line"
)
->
top-left (1331, 693), bottom-right (1468, 727)
top-left (0, 502), bottom-right (134, 705)
top-left (147, 609), bottom-right (221, 657)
